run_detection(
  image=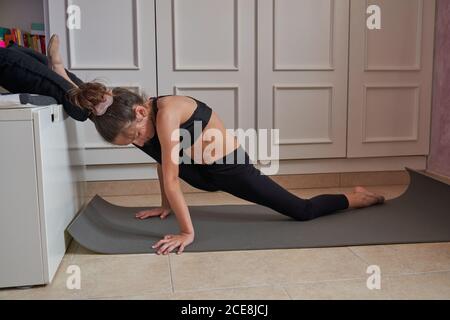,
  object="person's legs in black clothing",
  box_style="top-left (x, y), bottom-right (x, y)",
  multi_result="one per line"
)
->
top-left (178, 162), bottom-right (220, 192)
top-left (7, 42), bottom-right (84, 86)
top-left (202, 147), bottom-right (349, 221)
top-left (7, 42), bottom-right (48, 65)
